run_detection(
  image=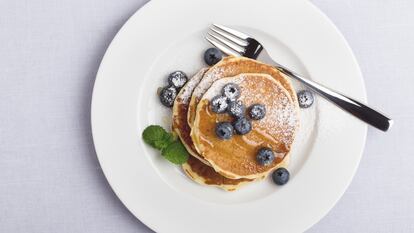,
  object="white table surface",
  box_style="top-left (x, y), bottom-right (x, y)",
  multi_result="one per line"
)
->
top-left (1, 0), bottom-right (413, 232)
